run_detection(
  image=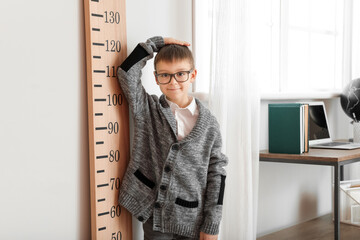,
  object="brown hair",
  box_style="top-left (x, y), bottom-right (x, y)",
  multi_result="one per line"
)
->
top-left (154, 44), bottom-right (195, 70)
